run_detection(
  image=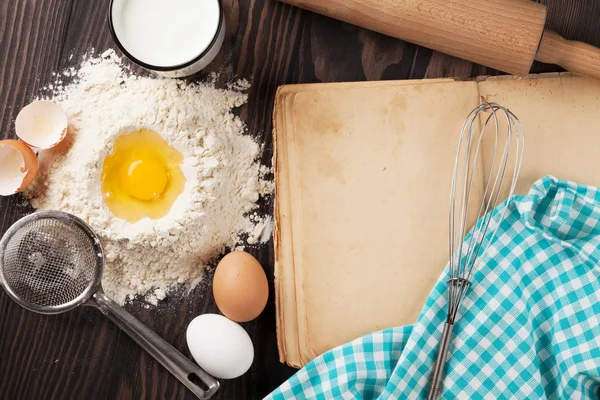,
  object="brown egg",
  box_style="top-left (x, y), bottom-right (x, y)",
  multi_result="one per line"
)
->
top-left (213, 251), bottom-right (269, 322)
